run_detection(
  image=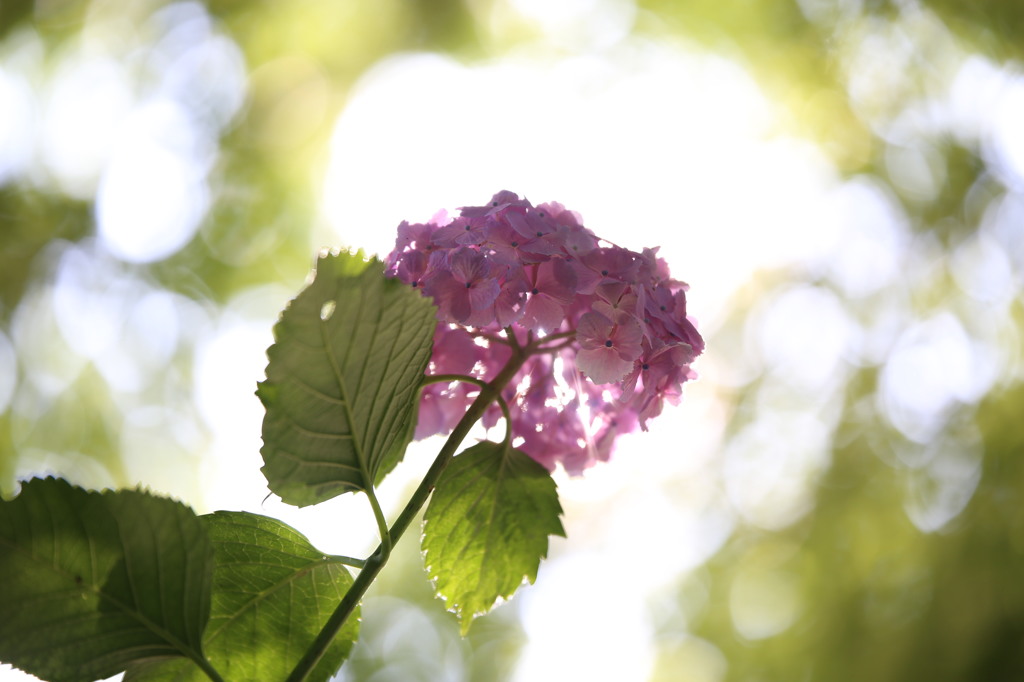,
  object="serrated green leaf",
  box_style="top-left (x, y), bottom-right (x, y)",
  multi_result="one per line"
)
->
top-left (125, 511), bottom-right (358, 682)
top-left (422, 442), bottom-right (565, 634)
top-left (258, 252), bottom-right (436, 506)
top-left (0, 477), bottom-right (215, 682)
